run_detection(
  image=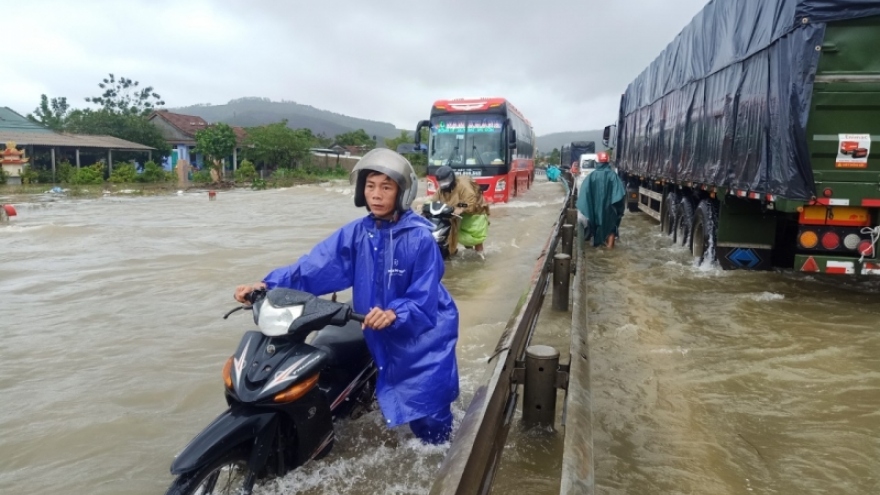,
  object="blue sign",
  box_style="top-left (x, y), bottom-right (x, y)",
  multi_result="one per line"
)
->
top-left (727, 248), bottom-right (761, 269)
